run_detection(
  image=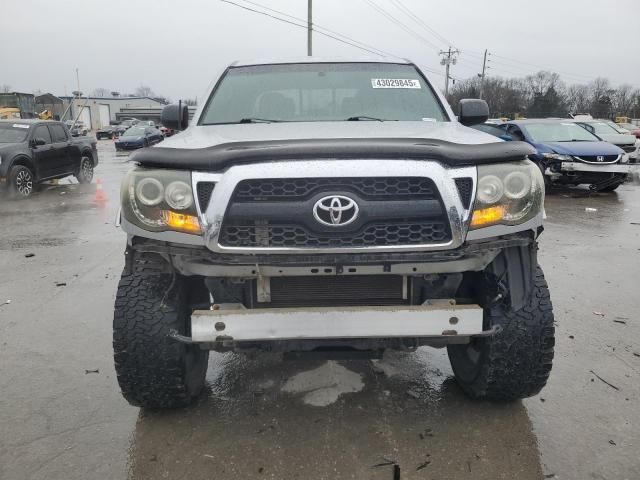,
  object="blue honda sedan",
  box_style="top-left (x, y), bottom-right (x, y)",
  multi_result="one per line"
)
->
top-left (115, 126), bottom-right (163, 151)
top-left (498, 120), bottom-right (629, 192)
